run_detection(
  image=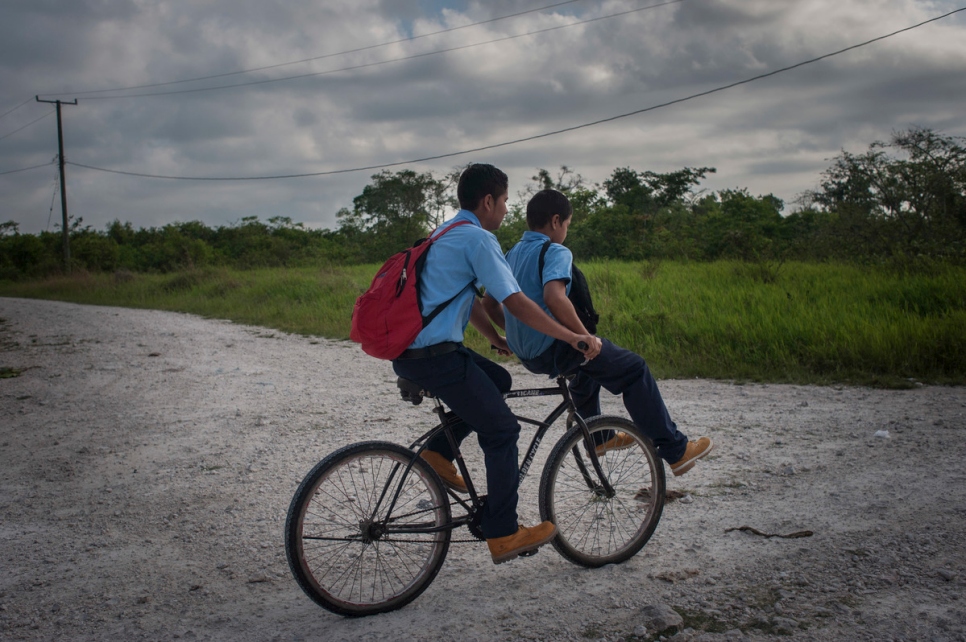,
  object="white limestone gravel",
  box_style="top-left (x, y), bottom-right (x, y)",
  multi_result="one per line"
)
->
top-left (1, 297), bottom-right (964, 641)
